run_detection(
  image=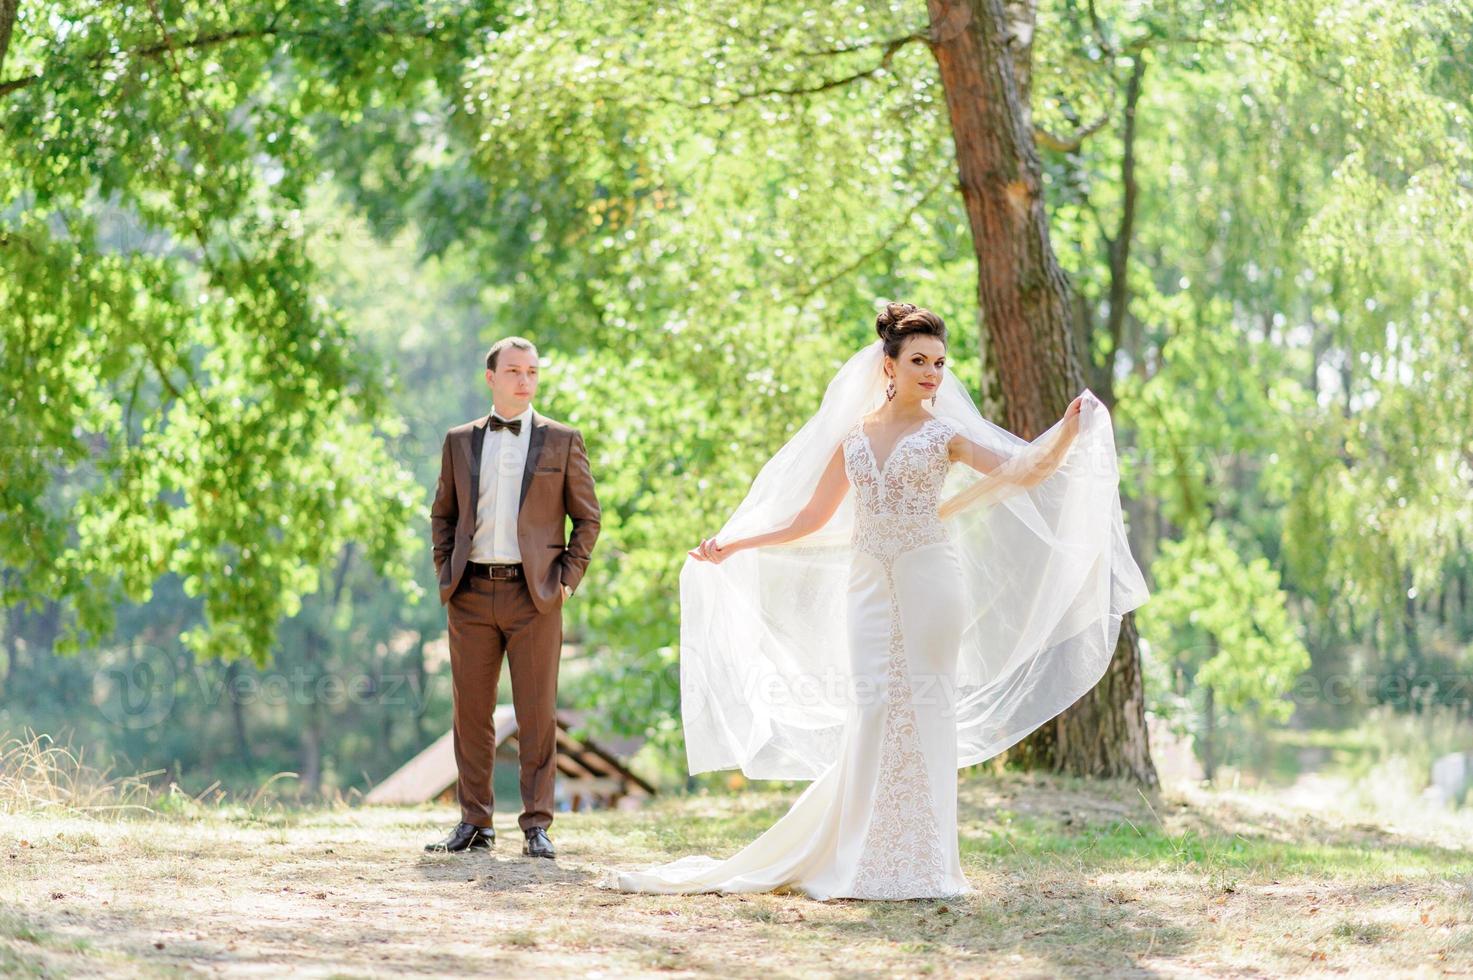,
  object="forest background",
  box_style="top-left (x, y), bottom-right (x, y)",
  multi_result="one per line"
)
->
top-left (1, 0), bottom-right (1470, 808)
